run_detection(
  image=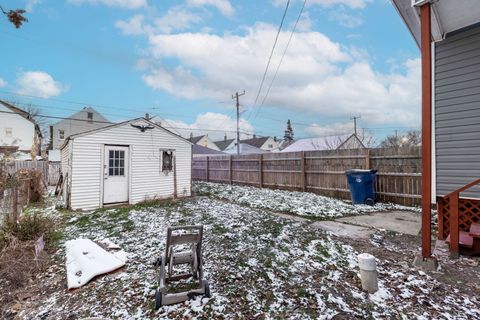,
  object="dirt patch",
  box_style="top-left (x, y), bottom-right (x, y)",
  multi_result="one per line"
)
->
top-left (342, 231), bottom-right (480, 297)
